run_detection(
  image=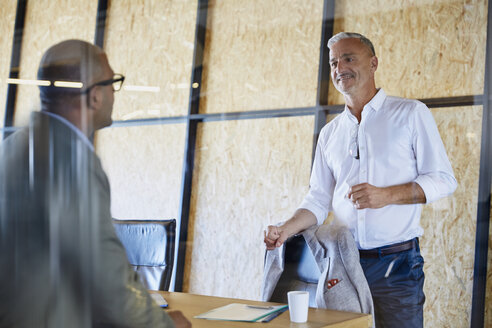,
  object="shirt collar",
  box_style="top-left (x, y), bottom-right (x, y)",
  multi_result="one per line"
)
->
top-left (343, 88), bottom-right (387, 122)
top-left (40, 111), bottom-right (95, 152)
top-left (365, 88), bottom-right (386, 112)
